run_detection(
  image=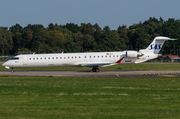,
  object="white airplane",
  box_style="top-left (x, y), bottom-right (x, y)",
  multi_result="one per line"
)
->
top-left (2, 36), bottom-right (176, 72)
